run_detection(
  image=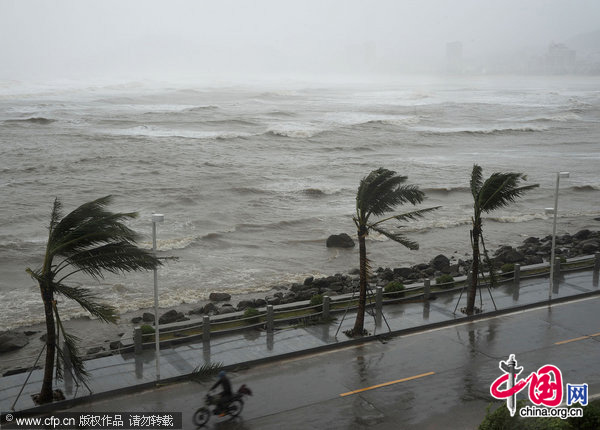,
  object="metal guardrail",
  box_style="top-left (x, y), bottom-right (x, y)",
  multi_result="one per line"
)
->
top-left (127, 252), bottom-right (600, 353)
